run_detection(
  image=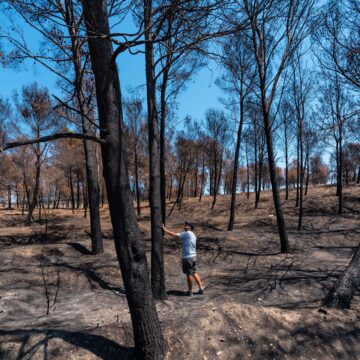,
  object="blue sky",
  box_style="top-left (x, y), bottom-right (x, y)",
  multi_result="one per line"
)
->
top-left (0, 15), bottom-right (224, 126)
